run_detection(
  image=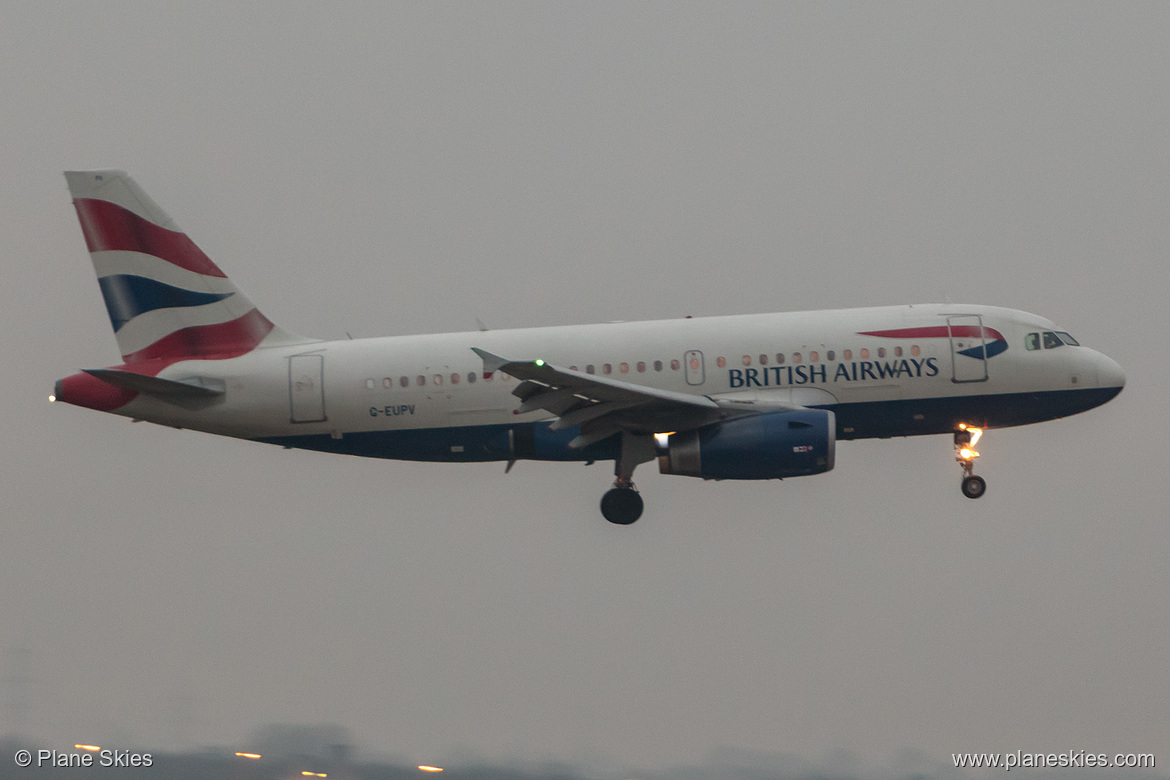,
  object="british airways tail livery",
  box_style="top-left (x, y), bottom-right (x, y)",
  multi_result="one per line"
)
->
top-left (53, 171), bottom-right (1125, 524)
